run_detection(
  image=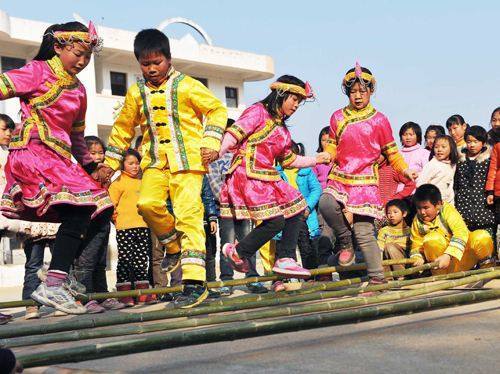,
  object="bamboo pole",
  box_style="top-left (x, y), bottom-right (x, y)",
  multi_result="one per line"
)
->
top-left (16, 271), bottom-right (500, 368)
top-left (0, 262), bottom-right (434, 339)
top-left (3, 266), bottom-right (494, 347)
top-left (0, 258), bottom-right (416, 309)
